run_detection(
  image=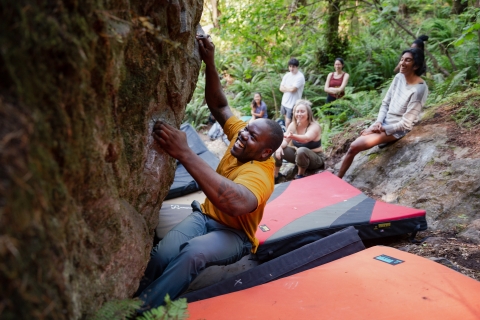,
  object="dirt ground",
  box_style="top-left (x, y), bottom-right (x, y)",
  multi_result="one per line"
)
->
top-left (323, 94), bottom-right (480, 281)
top-left (363, 230), bottom-right (480, 281)
top-left (198, 107), bottom-right (480, 281)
